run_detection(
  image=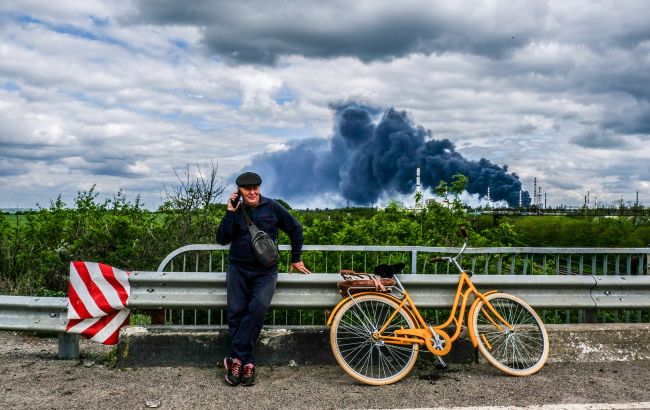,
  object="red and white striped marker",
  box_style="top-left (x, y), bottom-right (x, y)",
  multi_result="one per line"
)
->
top-left (66, 262), bottom-right (131, 345)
